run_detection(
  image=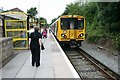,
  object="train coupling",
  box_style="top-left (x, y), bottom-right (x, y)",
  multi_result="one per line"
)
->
top-left (70, 40), bottom-right (77, 48)
top-left (70, 40), bottom-right (81, 48)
